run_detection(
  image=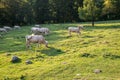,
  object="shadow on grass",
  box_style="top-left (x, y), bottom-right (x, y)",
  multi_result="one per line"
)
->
top-left (81, 35), bottom-right (95, 38)
top-left (45, 31), bottom-right (69, 40)
top-left (80, 53), bottom-right (97, 58)
top-left (102, 53), bottom-right (120, 59)
top-left (37, 47), bottom-right (64, 56)
top-left (85, 25), bottom-right (120, 31)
